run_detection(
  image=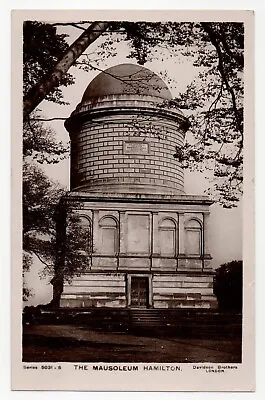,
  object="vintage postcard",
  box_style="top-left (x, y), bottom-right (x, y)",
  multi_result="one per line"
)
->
top-left (11, 9), bottom-right (255, 391)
